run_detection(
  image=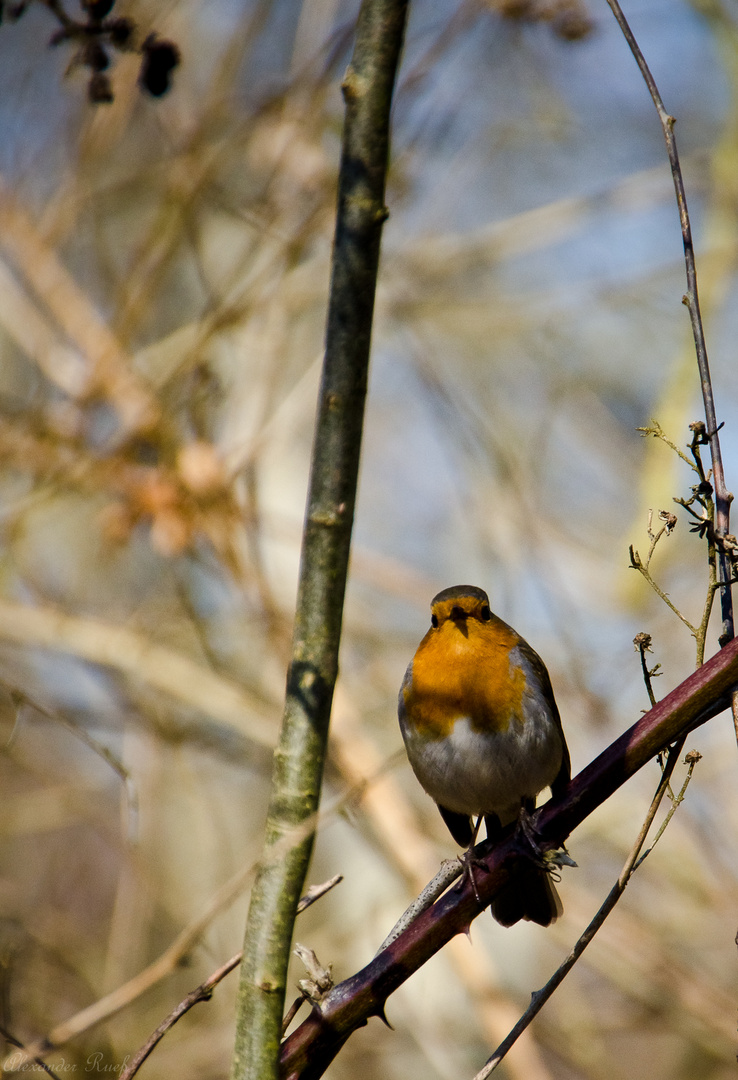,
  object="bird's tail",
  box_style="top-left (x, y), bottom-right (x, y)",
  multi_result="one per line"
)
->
top-left (490, 860), bottom-right (562, 927)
